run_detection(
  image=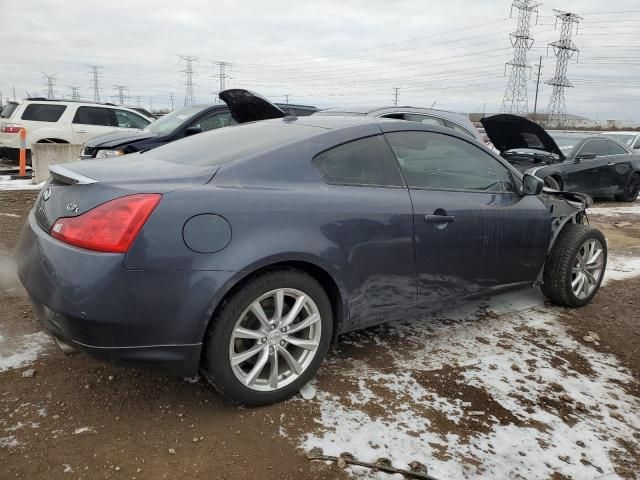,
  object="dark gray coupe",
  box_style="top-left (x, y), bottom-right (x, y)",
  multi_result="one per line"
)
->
top-left (17, 108), bottom-right (607, 405)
